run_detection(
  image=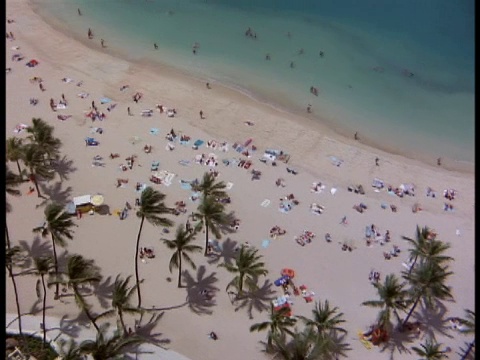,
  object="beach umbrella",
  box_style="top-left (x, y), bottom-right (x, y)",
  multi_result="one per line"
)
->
top-left (91, 194), bottom-right (104, 207)
top-left (281, 268), bottom-right (295, 278)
